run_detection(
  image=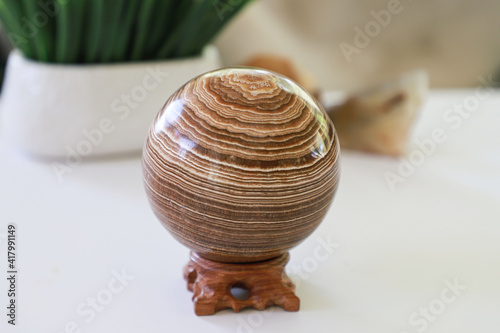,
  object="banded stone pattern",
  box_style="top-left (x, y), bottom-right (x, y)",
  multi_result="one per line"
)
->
top-left (143, 68), bottom-right (340, 263)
